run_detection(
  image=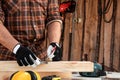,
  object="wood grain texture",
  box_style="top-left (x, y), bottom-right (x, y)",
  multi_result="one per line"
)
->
top-left (62, 13), bottom-right (73, 61)
top-left (0, 72), bottom-right (72, 80)
top-left (0, 61), bottom-right (93, 72)
top-left (103, 3), bottom-right (113, 69)
top-left (0, 61), bottom-right (93, 80)
top-left (83, 0), bottom-right (98, 61)
top-left (113, 0), bottom-right (120, 71)
top-left (61, 0), bottom-right (120, 71)
top-left (70, 0), bottom-right (84, 61)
